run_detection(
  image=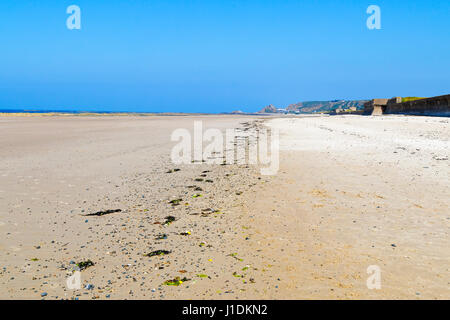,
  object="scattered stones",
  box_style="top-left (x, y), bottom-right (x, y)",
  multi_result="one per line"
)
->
top-left (155, 234), bottom-right (168, 240)
top-left (2, 119), bottom-right (264, 300)
top-left (84, 284), bottom-right (94, 290)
